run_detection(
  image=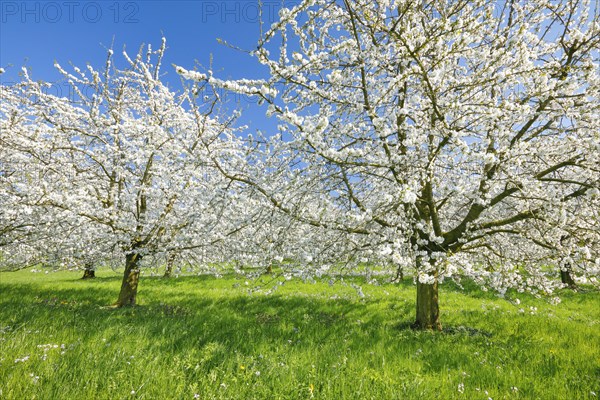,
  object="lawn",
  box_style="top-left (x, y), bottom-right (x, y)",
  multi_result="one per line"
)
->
top-left (0, 269), bottom-right (598, 399)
